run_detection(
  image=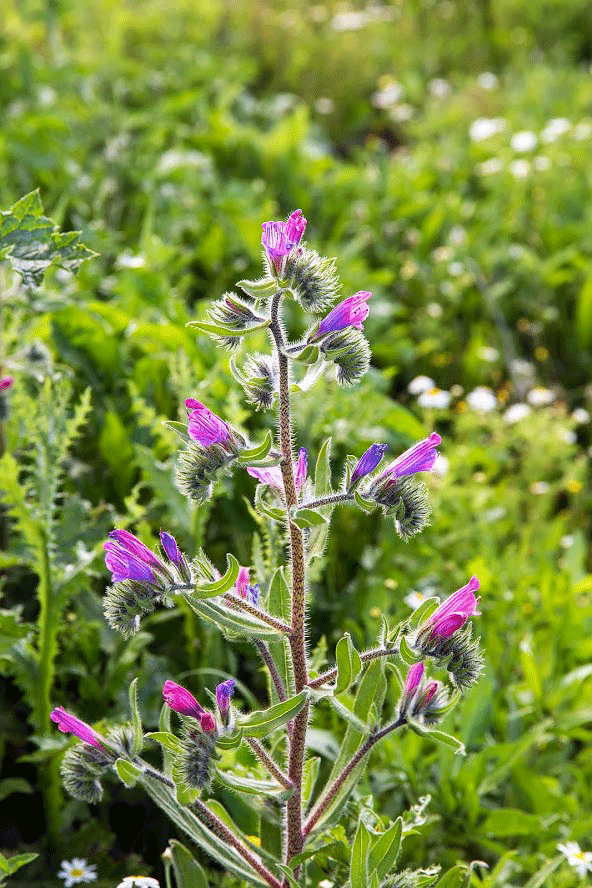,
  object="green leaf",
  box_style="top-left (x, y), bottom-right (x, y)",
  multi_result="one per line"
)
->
top-left (408, 597), bottom-right (440, 631)
top-left (186, 318), bottom-right (270, 337)
top-left (128, 678), bottom-right (143, 757)
top-left (237, 277), bottom-right (277, 299)
top-left (350, 820), bottom-right (371, 888)
top-left (236, 690), bottom-right (309, 738)
top-left (0, 190), bottom-right (96, 287)
top-left (522, 857), bottom-right (563, 888)
top-left (215, 767), bottom-right (293, 801)
top-left (408, 721), bottom-right (466, 755)
top-left (301, 755), bottom-right (320, 809)
top-left (237, 431), bottom-right (274, 464)
top-left (308, 437), bottom-right (333, 560)
top-left (328, 697), bottom-right (371, 734)
top-left (576, 273), bottom-right (592, 346)
top-left (290, 507), bottom-right (329, 529)
top-left (0, 852), bottom-right (38, 877)
top-left (434, 865), bottom-right (469, 888)
top-left (183, 594), bottom-right (285, 640)
top-left (115, 759), bottom-right (142, 787)
top-left (399, 634), bottom-right (421, 666)
top-left (481, 808), bottom-right (542, 837)
top-left (353, 489), bottom-right (376, 513)
top-left (145, 732), bottom-right (185, 755)
top-left (168, 840), bottom-right (209, 888)
top-left (293, 344), bottom-right (320, 364)
top-left (266, 567), bottom-right (294, 703)
top-left (194, 554), bottom-right (240, 597)
top-left (335, 634), bottom-right (363, 695)
top-left (215, 729), bottom-right (244, 749)
top-left (369, 818), bottom-right (402, 881)
top-left (162, 420), bottom-right (192, 444)
top-left (276, 864), bottom-right (300, 888)
top-left (254, 484), bottom-right (285, 522)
